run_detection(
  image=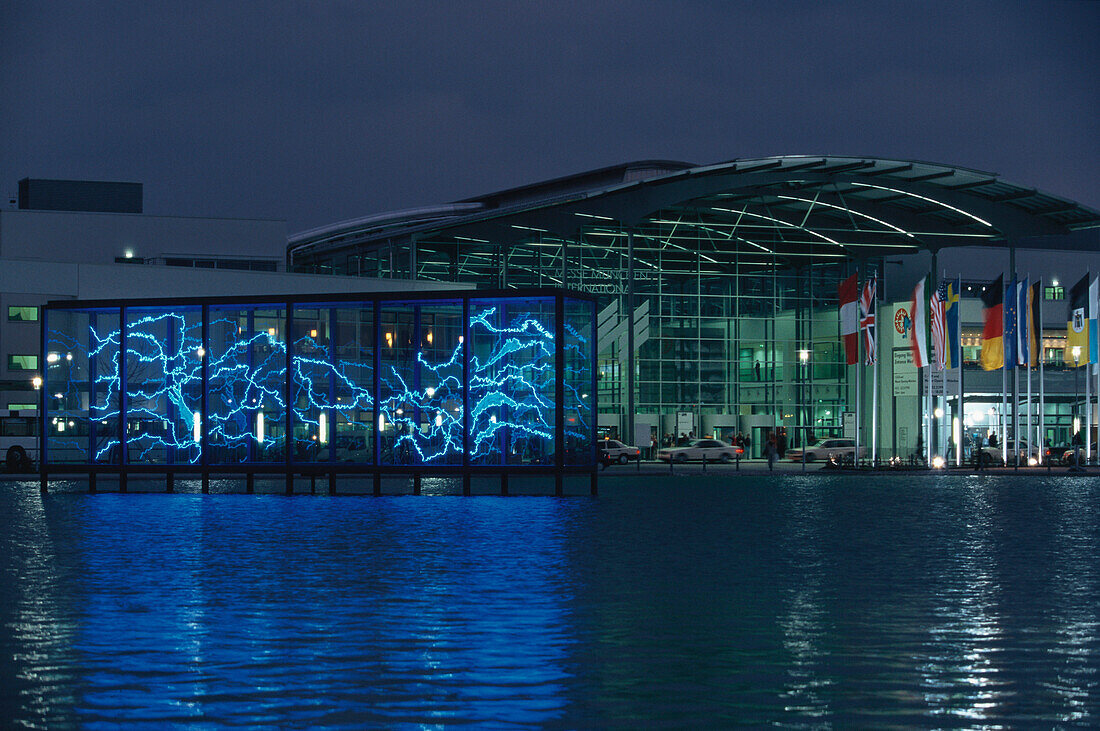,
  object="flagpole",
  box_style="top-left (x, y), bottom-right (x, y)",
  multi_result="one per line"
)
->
top-left (956, 275), bottom-right (964, 467)
top-left (871, 267), bottom-right (880, 467)
top-left (1020, 273), bottom-right (1029, 461)
top-left (1039, 278), bottom-right (1046, 463)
